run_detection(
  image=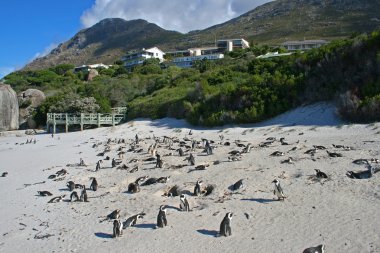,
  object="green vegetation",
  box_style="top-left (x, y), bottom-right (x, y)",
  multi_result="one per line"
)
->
top-left (4, 31), bottom-right (380, 127)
